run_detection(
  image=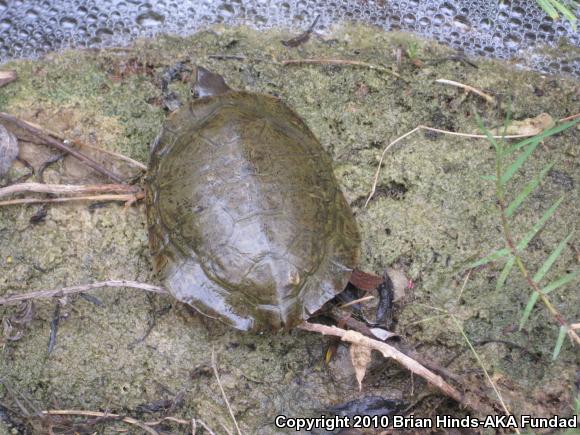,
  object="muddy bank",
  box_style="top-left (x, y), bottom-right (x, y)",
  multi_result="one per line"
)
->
top-left (0, 25), bottom-right (578, 433)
